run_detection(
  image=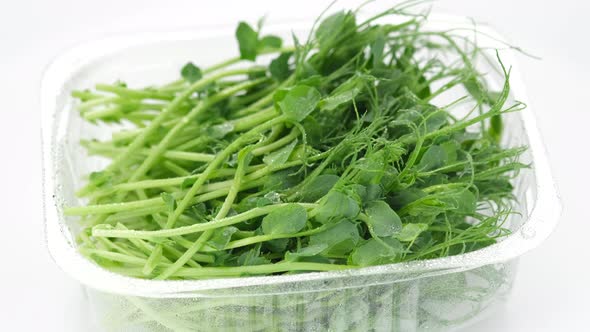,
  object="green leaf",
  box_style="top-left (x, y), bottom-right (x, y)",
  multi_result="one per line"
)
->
top-left (207, 122), bottom-right (235, 139)
top-left (237, 249), bottom-right (270, 266)
top-left (389, 188), bottom-right (426, 210)
top-left (262, 169), bottom-right (301, 192)
top-left (441, 190), bottom-right (477, 215)
top-left (315, 11), bottom-right (356, 50)
top-left (236, 22), bottom-right (259, 60)
top-left (309, 219), bottom-right (360, 256)
top-left (160, 192), bottom-right (176, 212)
top-left (269, 52), bottom-right (292, 81)
top-left (424, 111), bottom-right (448, 133)
top-left (320, 75), bottom-right (364, 111)
top-left (180, 62), bottom-right (203, 83)
top-left (298, 75), bottom-right (322, 87)
top-left (417, 145), bottom-right (448, 171)
top-left (263, 139), bottom-right (297, 166)
top-left (364, 200), bottom-right (402, 237)
top-left (355, 145), bottom-right (403, 187)
top-left (354, 154), bottom-right (386, 186)
top-left (289, 144), bottom-right (319, 161)
top-left (298, 174), bottom-right (340, 202)
top-left (259, 35), bottom-right (282, 51)
top-left (463, 76), bottom-right (497, 105)
top-left (396, 223), bottom-right (428, 242)
top-left (404, 197), bottom-right (446, 218)
top-left (347, 184), bottom-right (367, 203)
top-left (314, 191), bottom-right (360, 224)
top-left (440, 141), bottom-right (458, 164)
top-left (371, 32), bottom-right (386, 68)
top-left (350, 238), bottom-right (402, 266)
top-left (272, 87), bottom-right (289, 103)
top-left (267, 238), bottom-right (290, 253)
top-left (208, 227), bottom-right (238, 250)
top-left (456, 190), bottom-right (477, 214)
top-left (186, 203), bottom-right (207, 222)
top-left (277, 85), bottom-right (321, 122)
top-left (365, 184), bottom-right (383, 203)
top-left (285, 244), bottom-right (328, 262)
top-left (489, 115), bottom-right (503, 143)
top-left (422, 173), bottom-right (448, 187)
top-left (261, 204), bottom-right (307, 235)
top-left (263, 191), bottom-right (282, 204)
top-left (255, 197), bottom-right (272, 208)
